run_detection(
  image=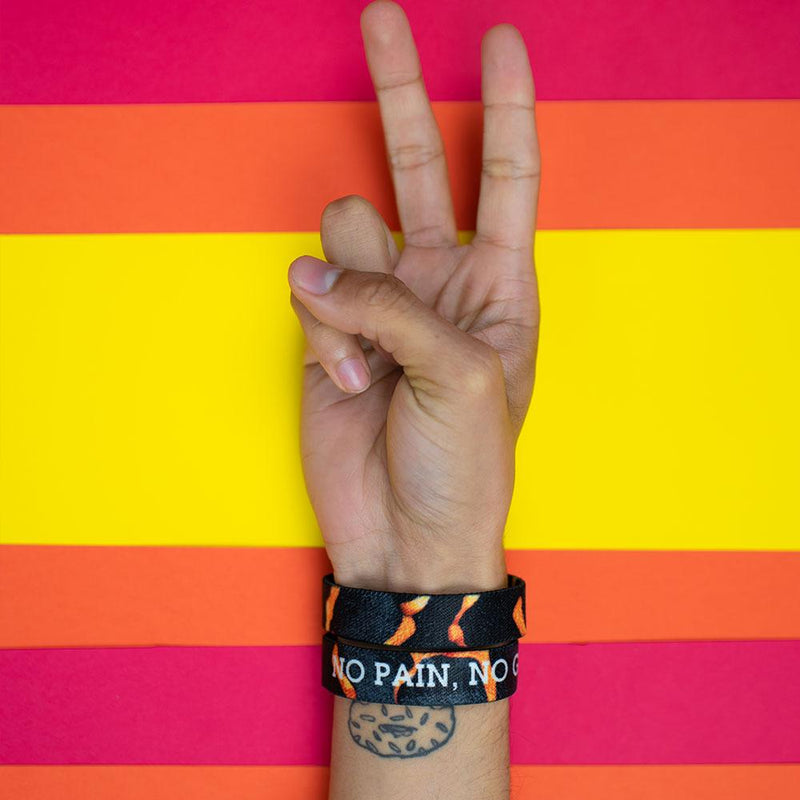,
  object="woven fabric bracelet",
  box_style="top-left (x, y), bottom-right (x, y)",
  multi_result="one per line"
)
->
top-left (322, 632), bottom-right (519, 705)
top-left (322, 573), bottom-right (527, 650)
